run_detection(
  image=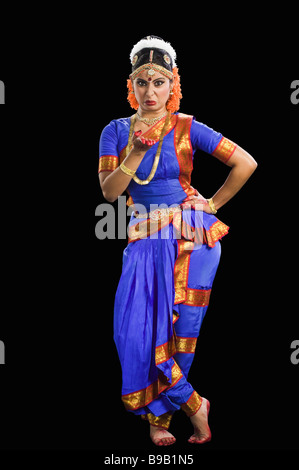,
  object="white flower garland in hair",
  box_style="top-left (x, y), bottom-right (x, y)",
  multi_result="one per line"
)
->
top-left (130, 37), bottom-right (177, 67)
